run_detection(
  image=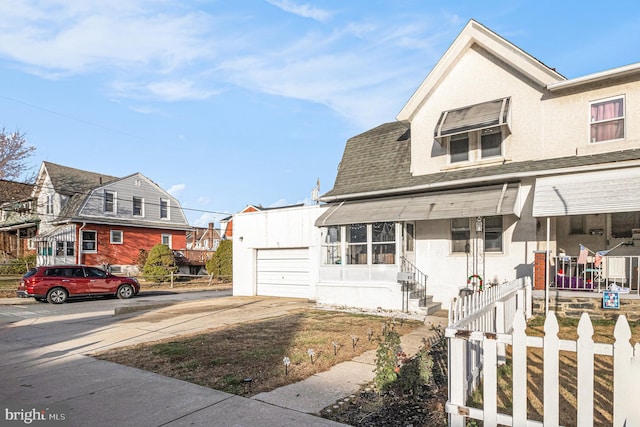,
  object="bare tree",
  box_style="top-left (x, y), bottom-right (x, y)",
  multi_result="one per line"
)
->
top-left (0, 128), bottom-right (36, 181)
